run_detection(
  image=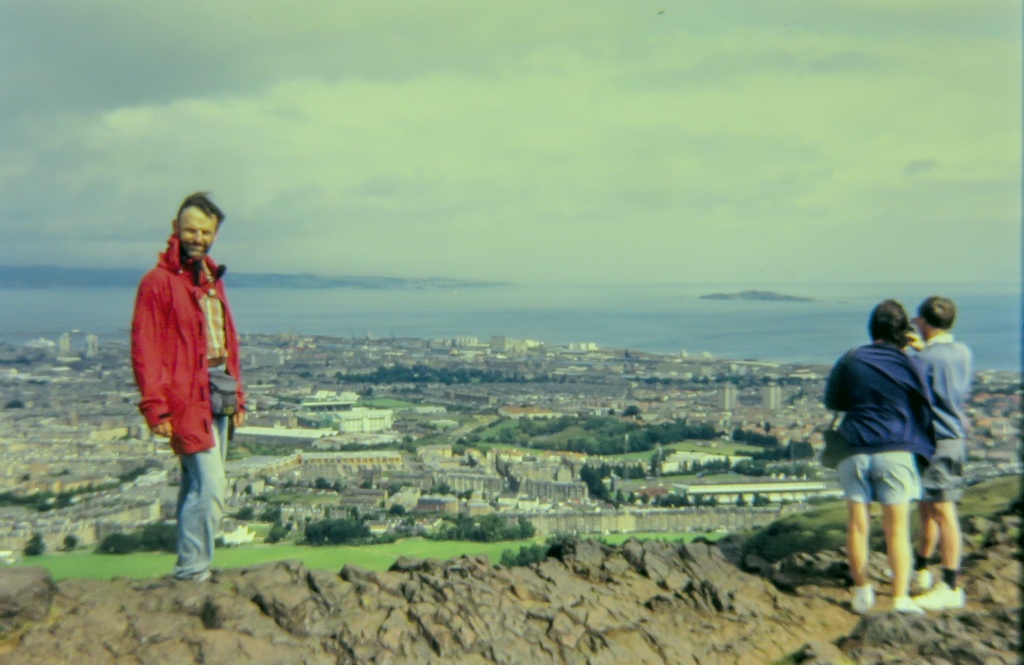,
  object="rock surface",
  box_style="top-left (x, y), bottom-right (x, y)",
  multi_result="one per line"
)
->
top-left (0, 512), bottom-right (1018, 665)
